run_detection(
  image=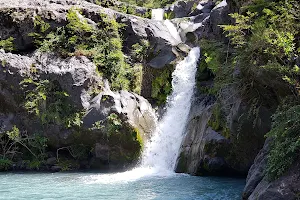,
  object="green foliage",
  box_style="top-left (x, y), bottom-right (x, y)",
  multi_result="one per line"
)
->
top-left (266, 99), bottom-right (300, 180)
top-left (0, 126), bottom-right (21, 160)
top-left (29, 10), bottom-right (132, 90)
top-left (89, 113), bottom-right (122, 137)
top-left (0, 126), bottom-right (48, 171)
top-left (220, 0), bottom-right (300, 102)
top-left (208, 103), bottom-right (230, 138)
top-left (218, 0), bottom-right (300, 179)
top-left (220, 12), bottom-right (257, 47)
top-left (197, 39), bottom-right (229, 95)
top-left (107, 113), bottom-right (122, 137)
top-left (21, 78), bottom-right (83, 128)
top-left (57, 158), bottom-right (79, 171)
top-left (129, 64), bottom-right (143, 94)
top-left (208, 104), bottom-right (222, 131)
top-left (164, 11), bottom-right (175, 20)
top-left (25, 159), bottom-right (42, 170)
top-left (119, 0), bottom-right (176, 8)
top-left (0, 37), bottom-right (15, 52)
top-left (131, 39), bottom-right (150, 63)
top-left (0, 158), bottom-right (12, 171)
top-left (28, 16), bottom-right (51, 46)
top-left (151, 66), bottom-right (174, 105)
